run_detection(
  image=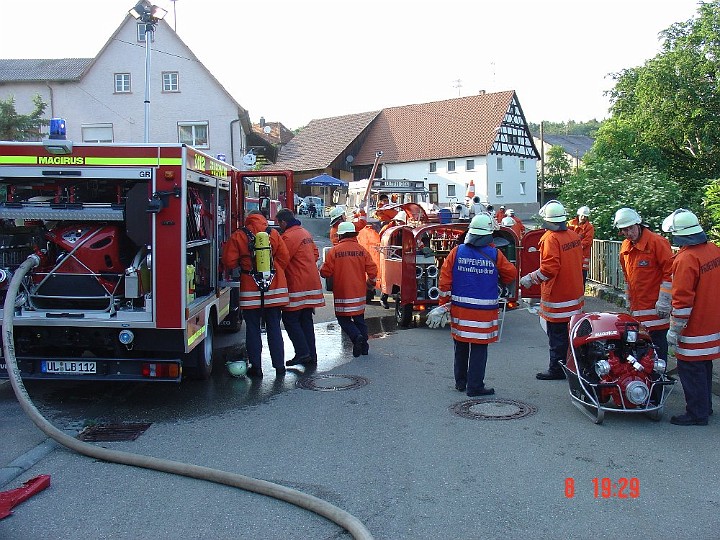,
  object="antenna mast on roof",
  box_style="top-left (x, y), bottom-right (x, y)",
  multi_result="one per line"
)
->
top-left (452, 78), bottom-right (462, 97)
top-left (170, 0), bottom-right (178, 32)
